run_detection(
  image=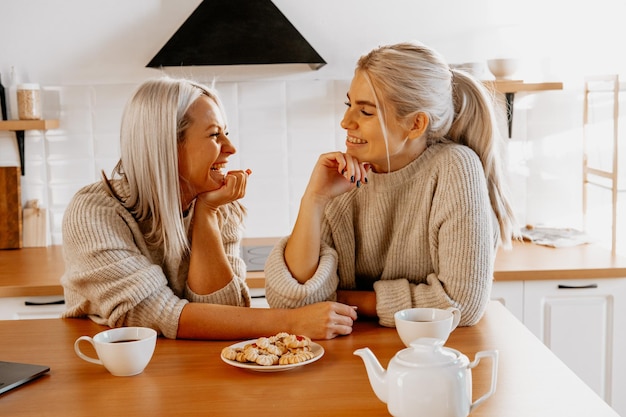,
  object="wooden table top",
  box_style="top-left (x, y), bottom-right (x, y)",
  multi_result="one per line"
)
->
top-left (3, 241), bottom-right (626, 297)
top-left (0, 301), bottom-right (617, 416)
